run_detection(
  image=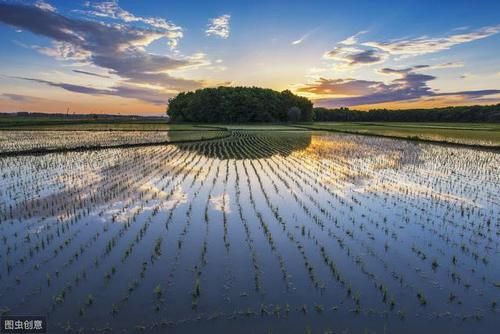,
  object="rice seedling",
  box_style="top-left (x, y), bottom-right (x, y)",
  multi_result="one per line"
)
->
top-left (0, 129), bottom-right (498, 333)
